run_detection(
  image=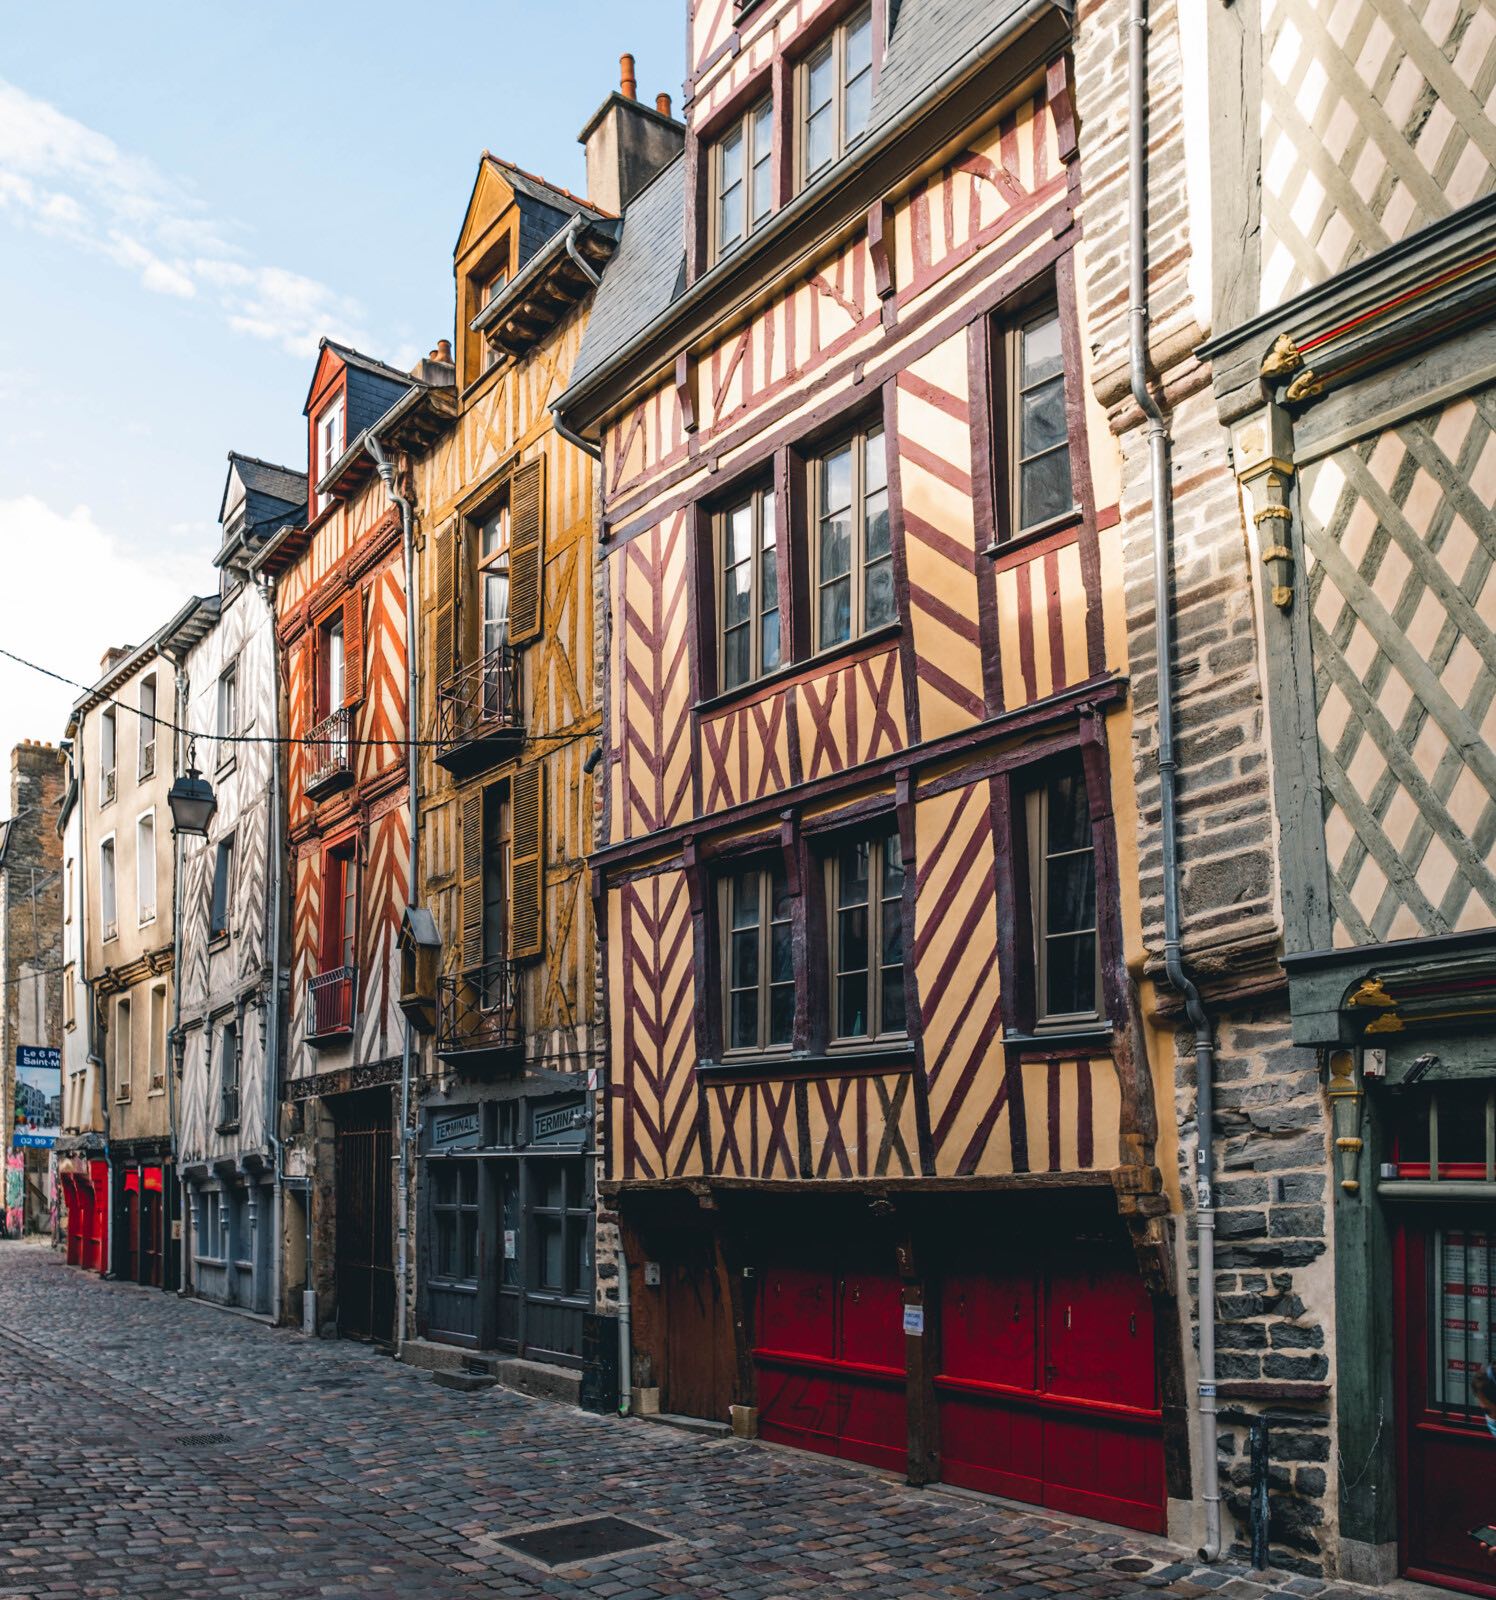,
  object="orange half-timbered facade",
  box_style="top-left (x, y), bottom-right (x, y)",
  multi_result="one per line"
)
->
top-left (259, 339), bottom-right (441, 1343)
top-left (558, 0), bottom-right (1186, 1533)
